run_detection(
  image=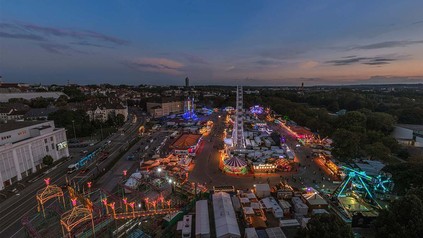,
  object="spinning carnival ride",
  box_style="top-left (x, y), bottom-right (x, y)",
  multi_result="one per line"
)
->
top-left (332, 166), bottom-right (394, 209)
top-left (182, 97), bottom-right (198, 120)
